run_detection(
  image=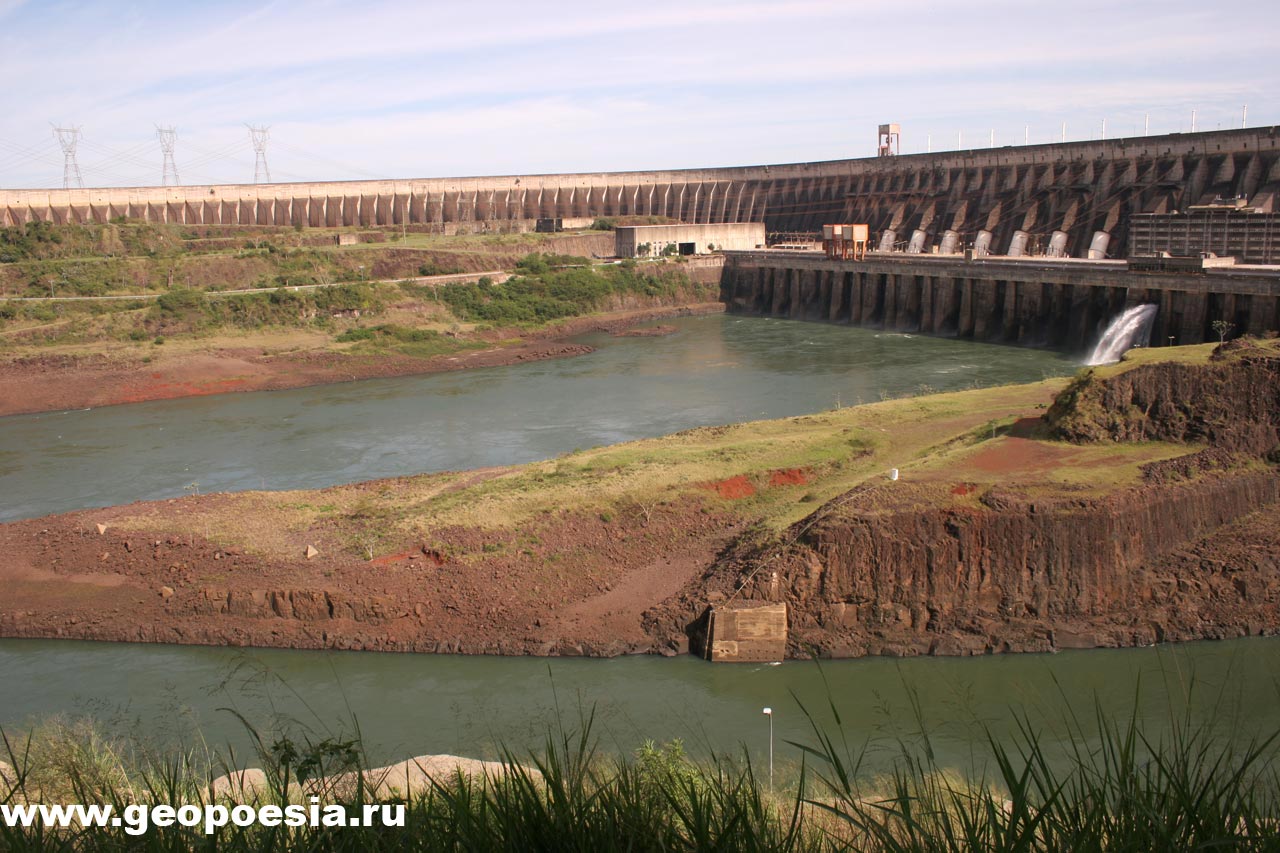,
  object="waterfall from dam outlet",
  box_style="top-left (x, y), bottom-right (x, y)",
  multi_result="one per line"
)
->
top-left (1085, 305), bottom-right (1159, 365)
